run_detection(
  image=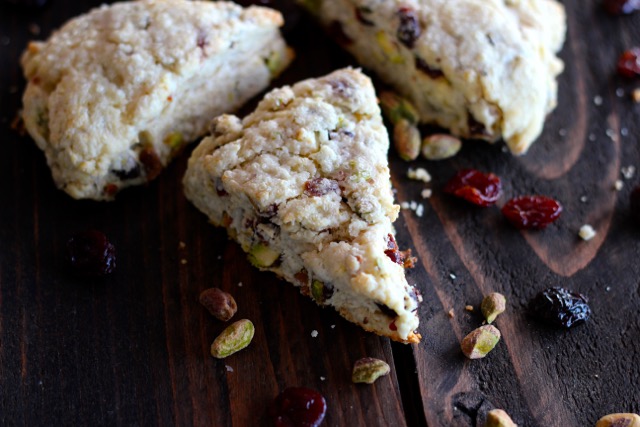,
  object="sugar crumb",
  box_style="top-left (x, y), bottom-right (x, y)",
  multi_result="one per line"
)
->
top-left (616, 88), bottom-right (625, 98)
top-left (311, 330), bottom-right (318, 338)
top-left (621, 128), bottom-right (629, 137)
top-left (415, 204), bottom-right (424, 217)
top-left (331, 324), bottom-right (335, 329)
top-left (578, 224), bottom-right (596, 241)
top-left (621, 165), bottom-right (636, 180)
top-left (593, 95), bottom-right (603, 106)
top-left (421, 189), bottom-right (432, 199)
top-left (588, 133), bottom-right (596, 142)
top-left (449, 273), bottom-right (456, 280)
top-left (579, 195), bottom-right (588, 203)
top-left (407, 167), bottom-right (431, 183)
top-left (614, 180), bottom-right (624, 191)
top-left (225, 365), bottom-right (234, 372)
top-left (320, 376), bottom-right (326, 381)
